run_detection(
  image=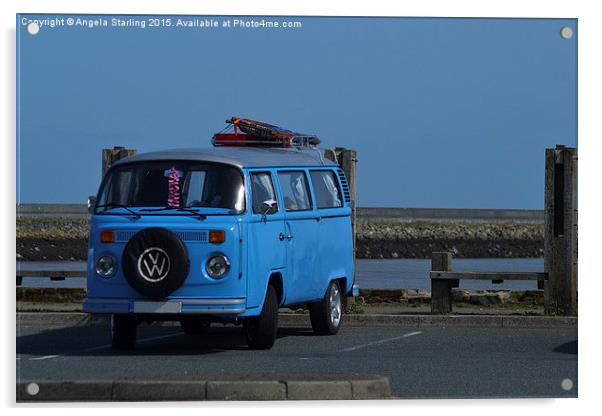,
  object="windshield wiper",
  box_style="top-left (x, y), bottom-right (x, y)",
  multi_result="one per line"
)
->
top-left (140, 206), bottom-right (207, 220)
top-left (95, 203), bottom-right (141, 219)
top-left (176, 207), bottom-right (207, 220)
